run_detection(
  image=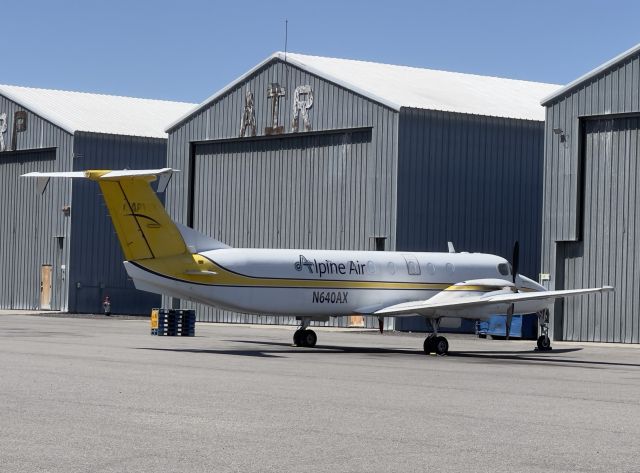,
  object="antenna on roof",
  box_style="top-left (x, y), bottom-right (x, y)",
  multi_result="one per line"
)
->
top-left (284, 19), bottom-right (288, 62)
top-left (283, 18), bottom-right (290, 108)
